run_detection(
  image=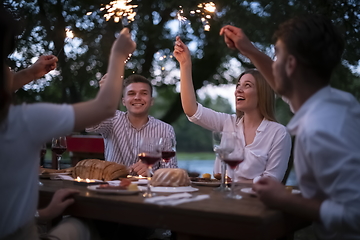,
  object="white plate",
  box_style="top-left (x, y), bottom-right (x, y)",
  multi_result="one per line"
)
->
top-left (240, 187), bottom-right (256, 195)
top-left (87, 185), bottom-right (140, 195)
top-left (240, 188), bottom-right (301, 195)
top-left (138, 186), bottom-right (199, 193)
top-left (133, 179), bottom-right (148, 185)
top-left (191, 181), bottom-right (221, 187)
top-left (291, 189), bottom-right (301, 194)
